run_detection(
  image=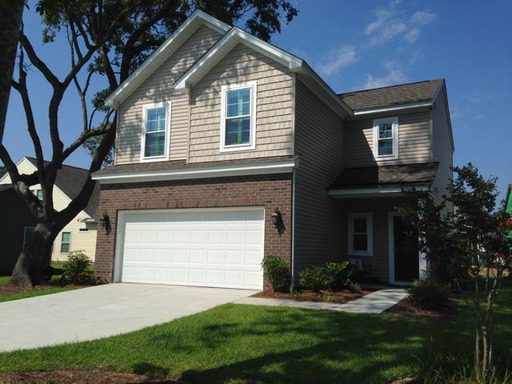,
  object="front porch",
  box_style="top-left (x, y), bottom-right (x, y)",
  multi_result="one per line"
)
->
top-left (327, 163), bottom-right (437, 285)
